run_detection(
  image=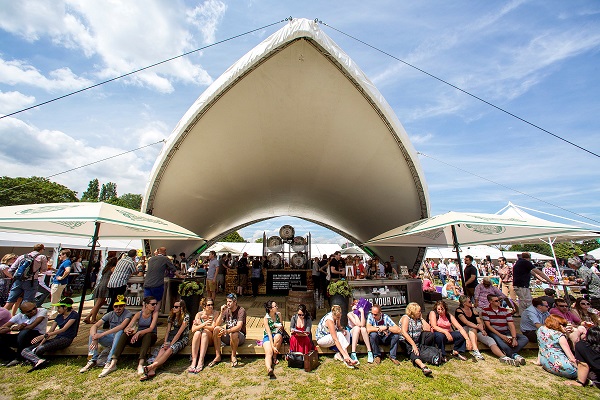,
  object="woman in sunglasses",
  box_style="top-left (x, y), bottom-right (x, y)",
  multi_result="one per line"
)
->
top-left (188, 297), bottom-right (218, 373)
top-left (110, 296), bottom-right (159, 375)
top-left (290, 304), bottom-right (313, 354)
top-left (141, 300), bottom-right (189, 381)
top-left (572, 297), bottom-right (599, 328)
top-left (262, 300), bottom-right (283, 378)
